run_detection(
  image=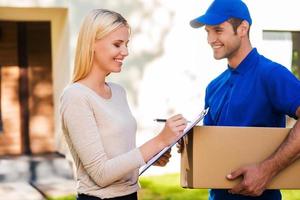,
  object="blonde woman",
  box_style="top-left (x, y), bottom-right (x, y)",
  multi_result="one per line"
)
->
top-left (60, 9), bottom-right (187, 200)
